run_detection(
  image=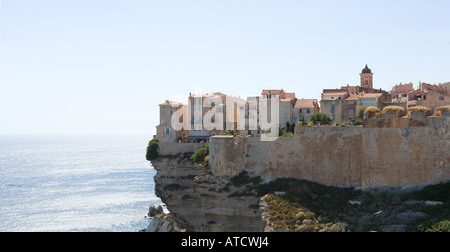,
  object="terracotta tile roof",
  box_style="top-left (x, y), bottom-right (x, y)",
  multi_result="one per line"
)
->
top-left (294, 99), bottom-right (317, 108)
top-left (159, 100), bottom-right (184, 106)
top-left (285, 92), bottom-right (296, 98)
top-left (261, 89), bottom-right (284, 95)
top-left (321, 92), bottom-right (348, 97)
top-left (344, 94), bottom-right (359, 101)
top-left (360, 93), bottom-right (383, 98)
